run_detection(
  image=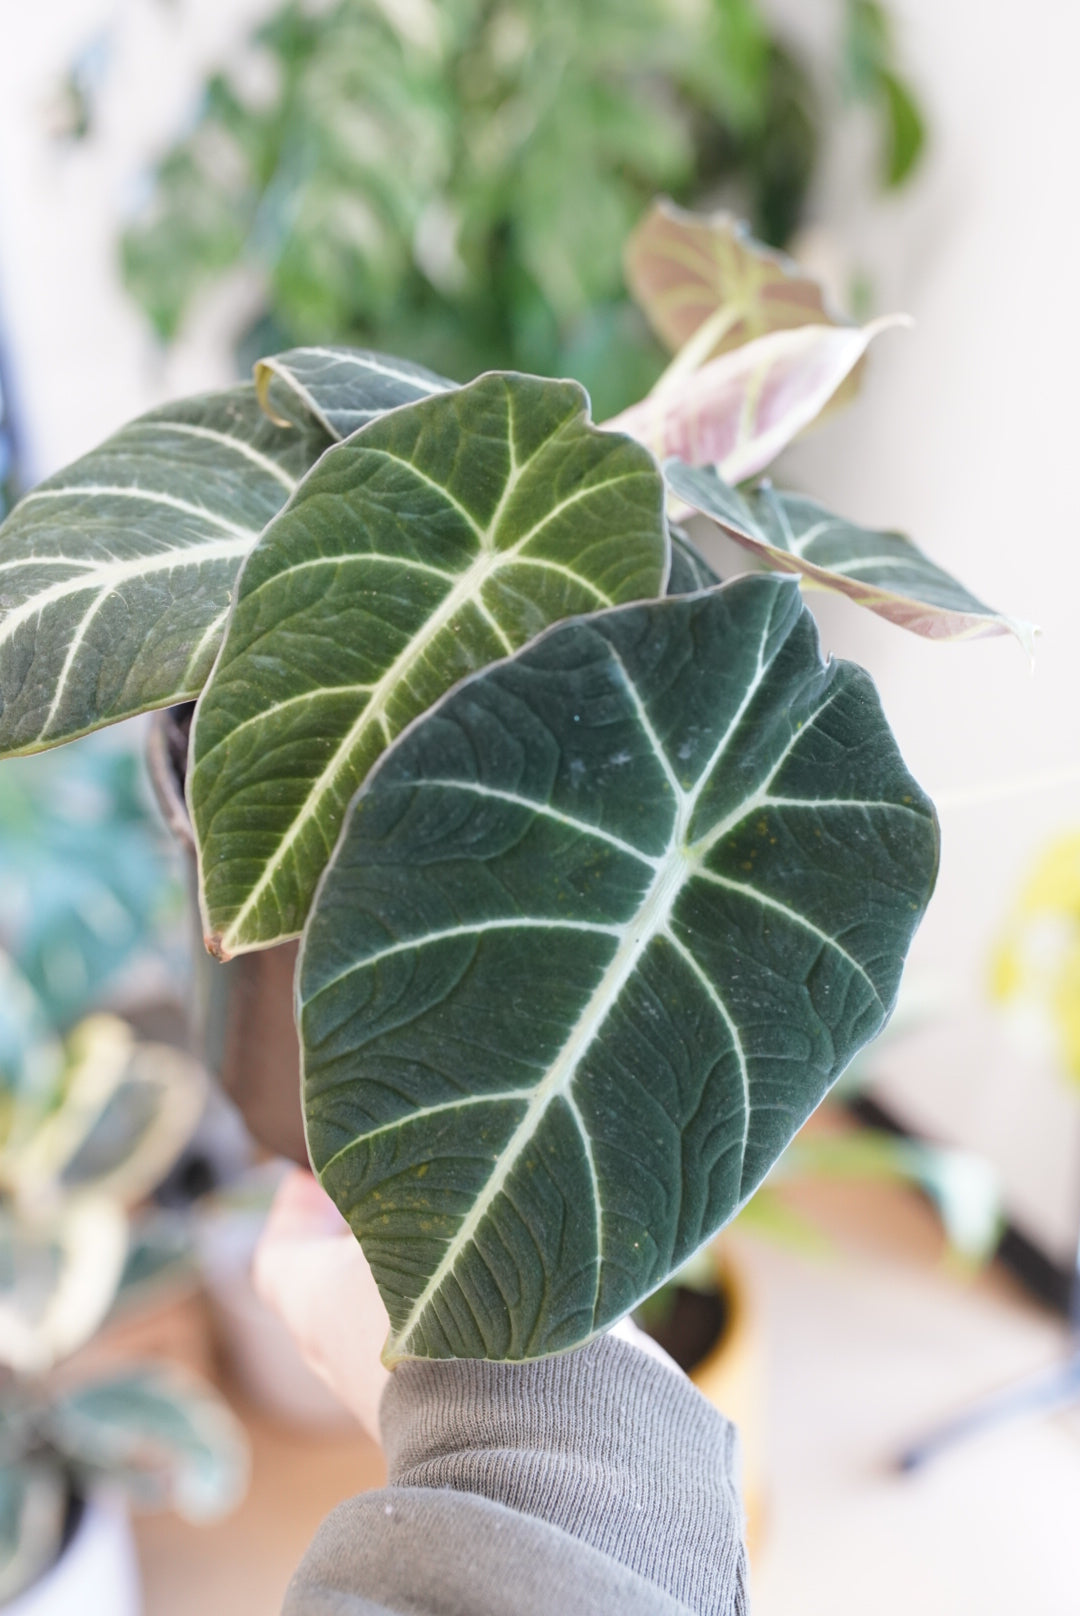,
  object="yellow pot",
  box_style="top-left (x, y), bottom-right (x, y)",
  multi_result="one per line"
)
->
top-left (690, 1245), bottom-right (766, 1560)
